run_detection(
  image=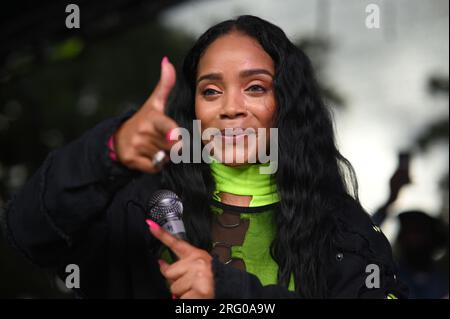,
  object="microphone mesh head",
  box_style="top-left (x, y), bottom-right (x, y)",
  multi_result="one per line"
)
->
top-left (146, 189), bottom-right (183, 225)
